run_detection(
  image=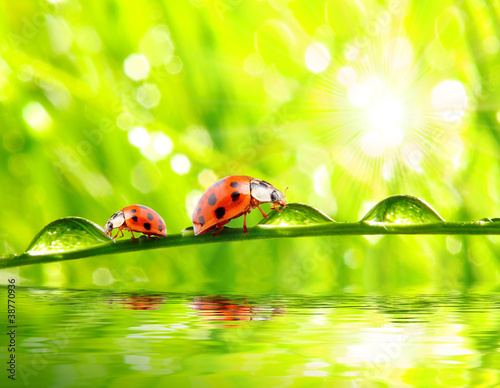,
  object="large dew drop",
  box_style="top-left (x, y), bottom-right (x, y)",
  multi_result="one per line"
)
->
top-left (361, 195), bottom-right (445, 224)
top-left (26, 217), bottom-right (113, 256)
top-left (259, 203), bottom-right (335, 226)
